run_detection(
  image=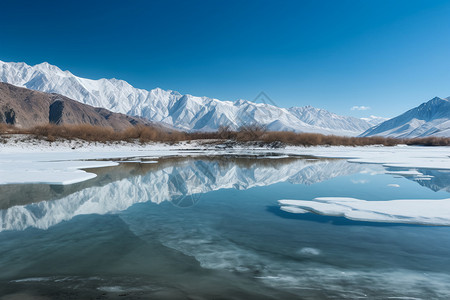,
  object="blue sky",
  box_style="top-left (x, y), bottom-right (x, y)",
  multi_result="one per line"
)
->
top-left (1, 0), bottom-right (450, 118)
